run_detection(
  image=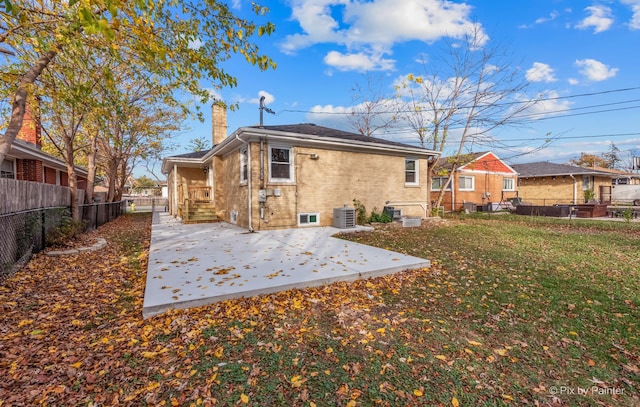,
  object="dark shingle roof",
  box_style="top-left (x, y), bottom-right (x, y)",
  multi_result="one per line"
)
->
top-left (511, 162), bottom-right (614, 177)
top-left (169, 149), bottom-right (211, 159)
top-left (249, 123), bottom-right (420, 149)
